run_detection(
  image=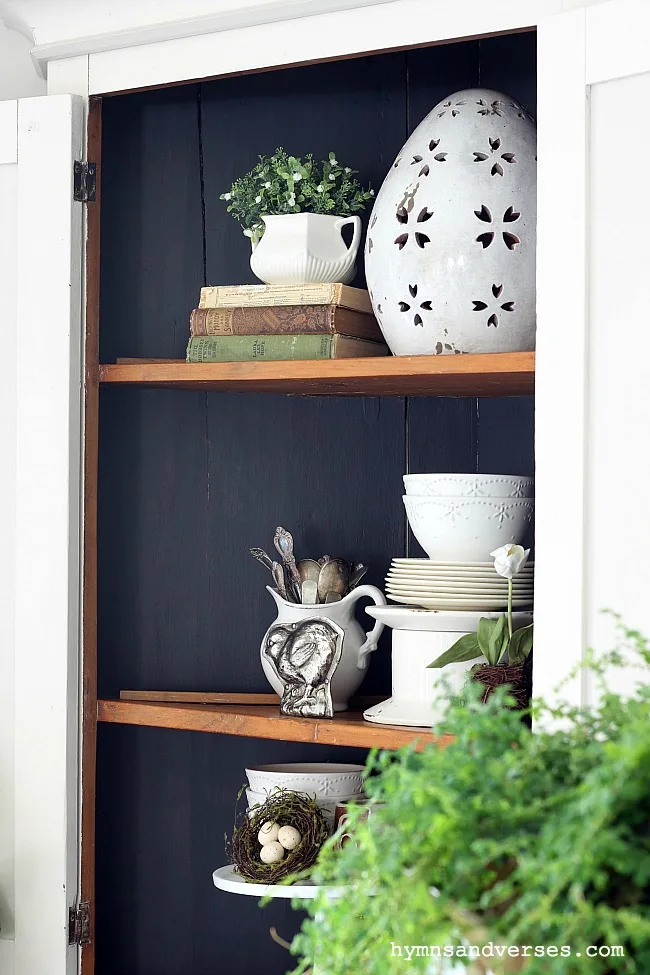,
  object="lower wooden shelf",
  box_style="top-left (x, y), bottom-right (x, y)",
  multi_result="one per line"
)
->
top-left (97, 700), bottom-right (447, 751)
